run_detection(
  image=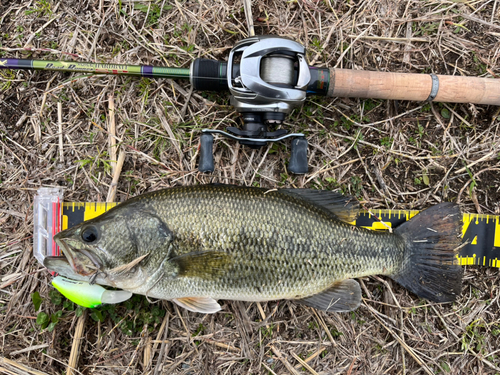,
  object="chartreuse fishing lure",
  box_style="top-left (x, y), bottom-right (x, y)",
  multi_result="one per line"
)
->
top-left (52, 276), bottom-right (132, 308)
